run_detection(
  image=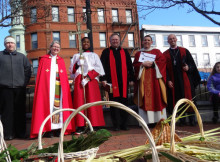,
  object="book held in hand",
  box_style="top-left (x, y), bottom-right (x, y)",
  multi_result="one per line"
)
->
top-left (104, 83), bottom-right (113, 93)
